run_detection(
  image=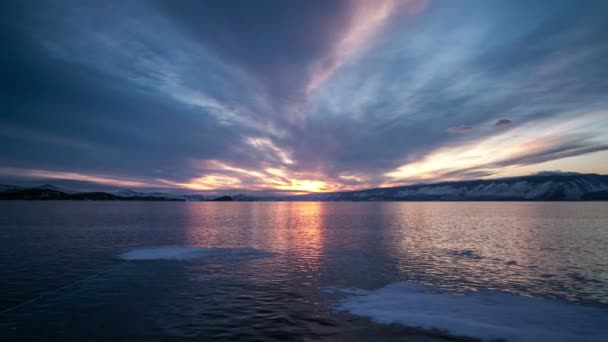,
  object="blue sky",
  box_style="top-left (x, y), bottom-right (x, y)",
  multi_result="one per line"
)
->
top-left (1, 0), bottom-right (607, 194)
